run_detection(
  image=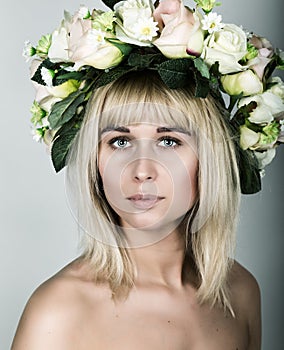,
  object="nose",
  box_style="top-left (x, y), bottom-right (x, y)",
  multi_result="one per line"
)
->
top-left (132, 158), bottom-right (158, 183)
